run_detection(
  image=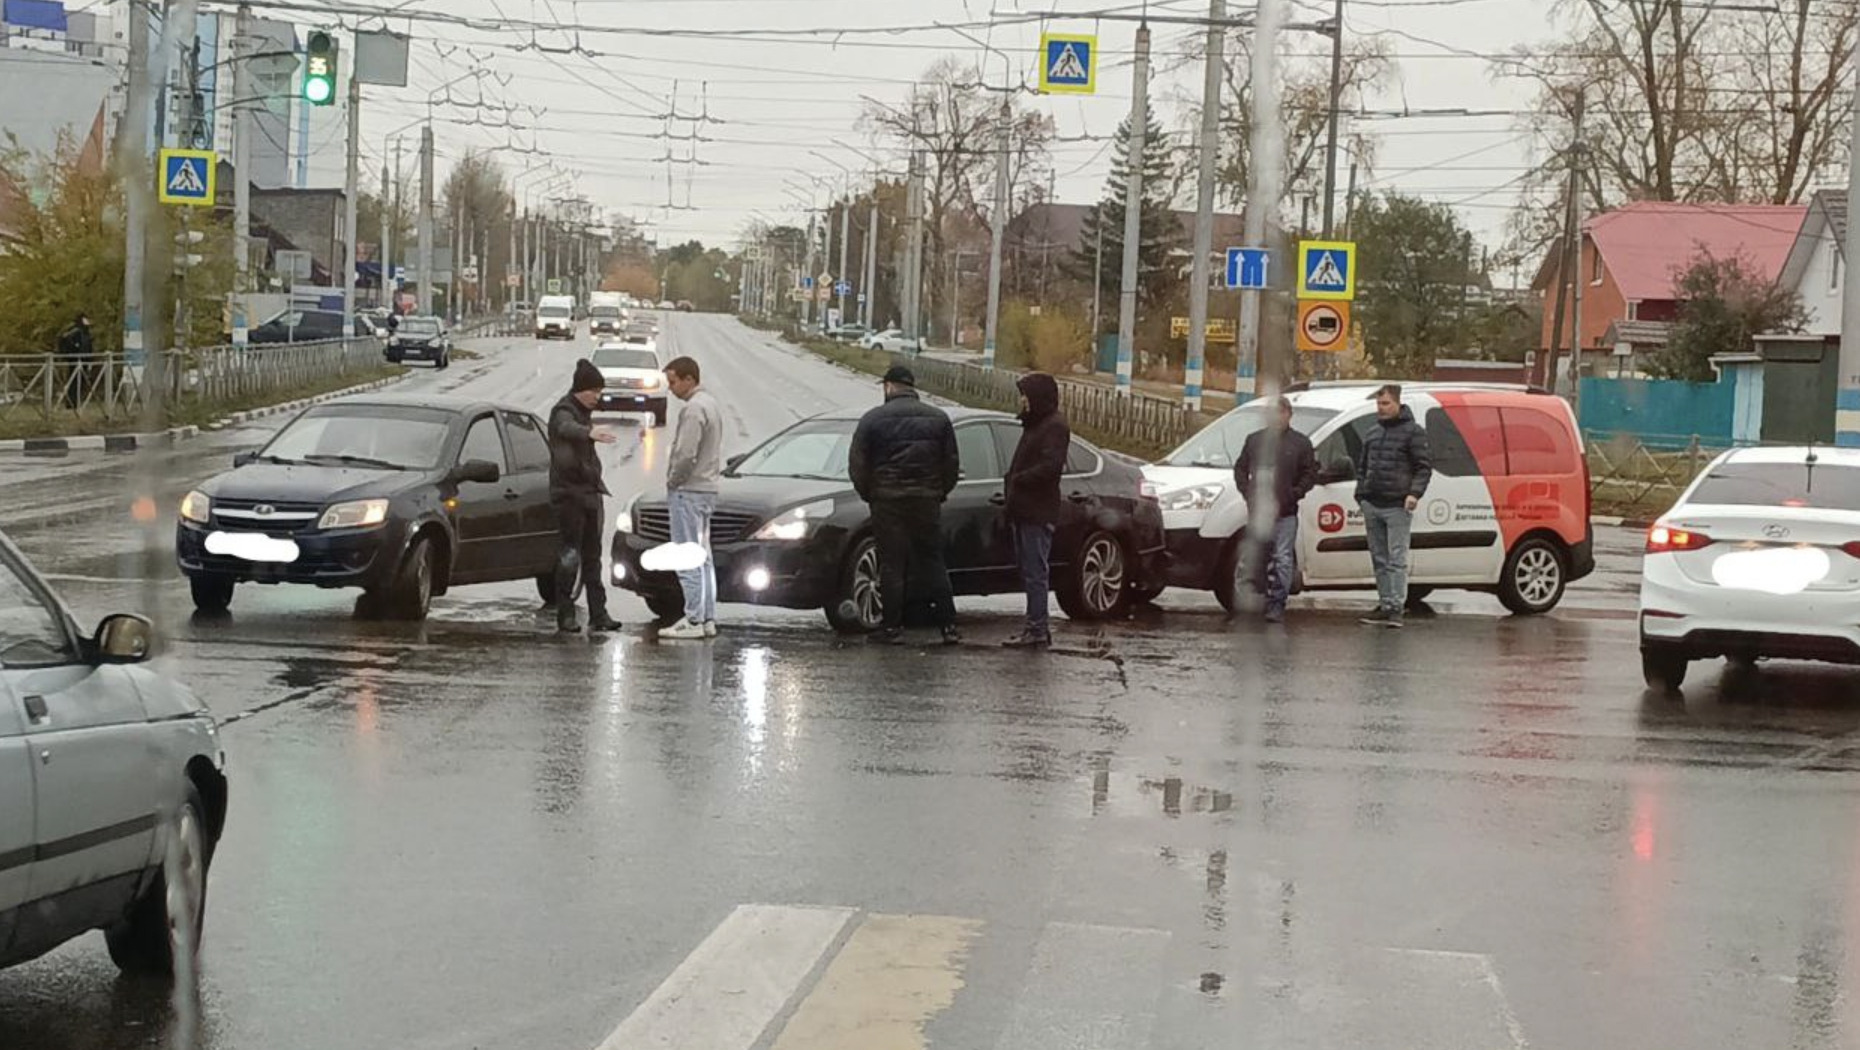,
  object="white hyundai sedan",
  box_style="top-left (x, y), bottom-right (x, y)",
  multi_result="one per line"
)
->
top-left (1639, 446), bottom-right (1860, 690)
